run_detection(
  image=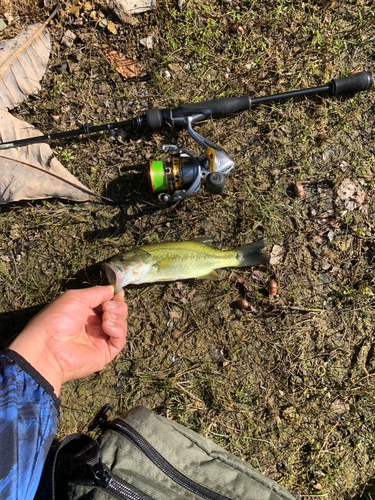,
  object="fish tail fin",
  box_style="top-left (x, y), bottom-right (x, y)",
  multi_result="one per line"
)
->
top-left (236, 239), bottom-right (270, 267)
